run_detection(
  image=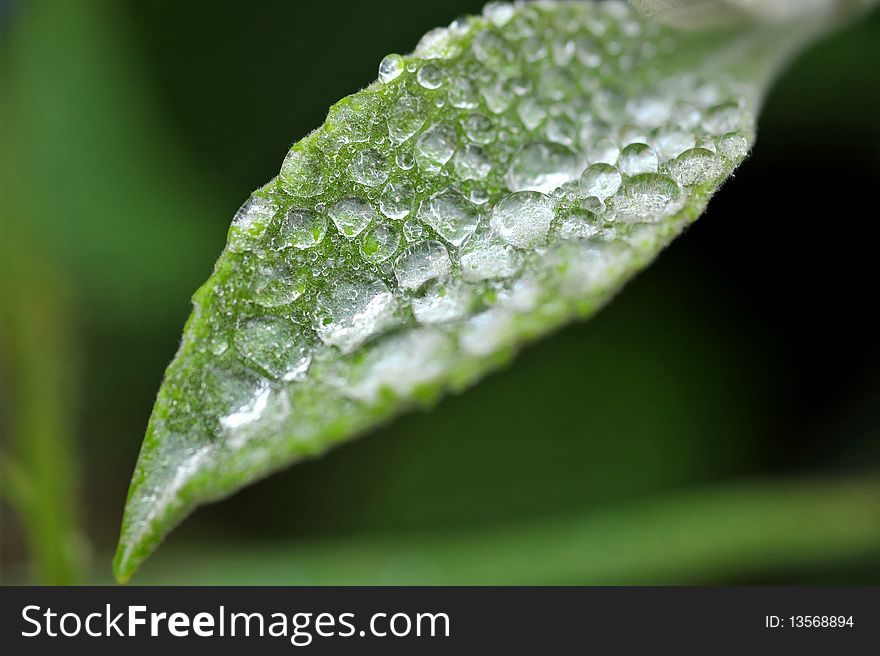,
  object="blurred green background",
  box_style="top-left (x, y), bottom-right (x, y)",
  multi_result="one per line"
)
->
top-left (1, 0), bottom-right (878, 585)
